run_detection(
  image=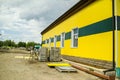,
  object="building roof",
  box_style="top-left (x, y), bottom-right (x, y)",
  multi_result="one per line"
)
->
top-left (41, 0), bottom-right (95, 35)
